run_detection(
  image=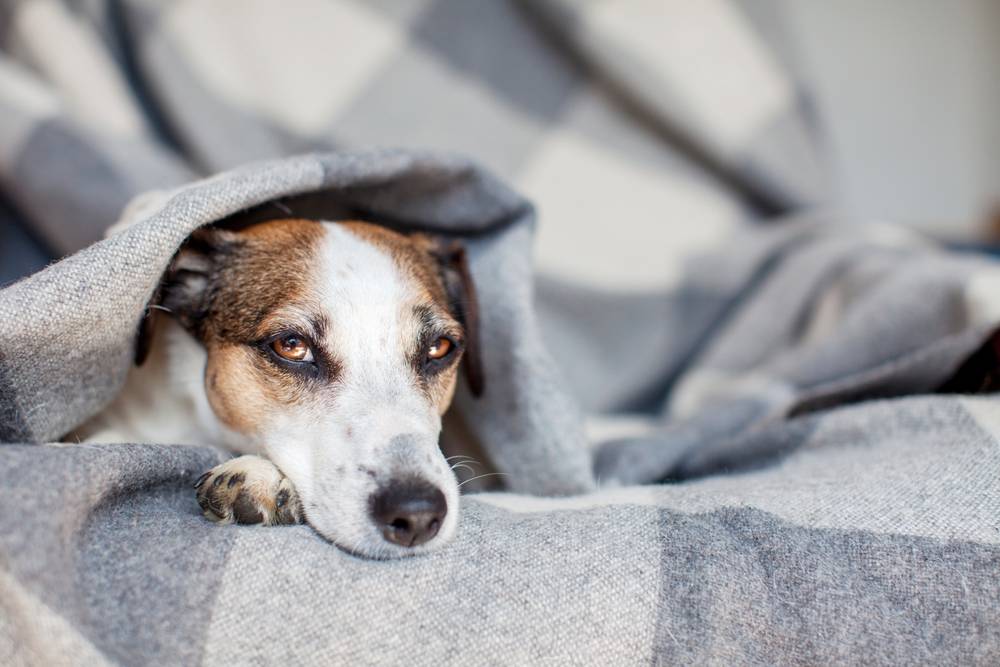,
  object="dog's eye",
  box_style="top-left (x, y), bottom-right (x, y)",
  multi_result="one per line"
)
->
top-left (271, 335), bottom-right (314, 363)
top-left (427, 337), bottom-right (453, 360)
